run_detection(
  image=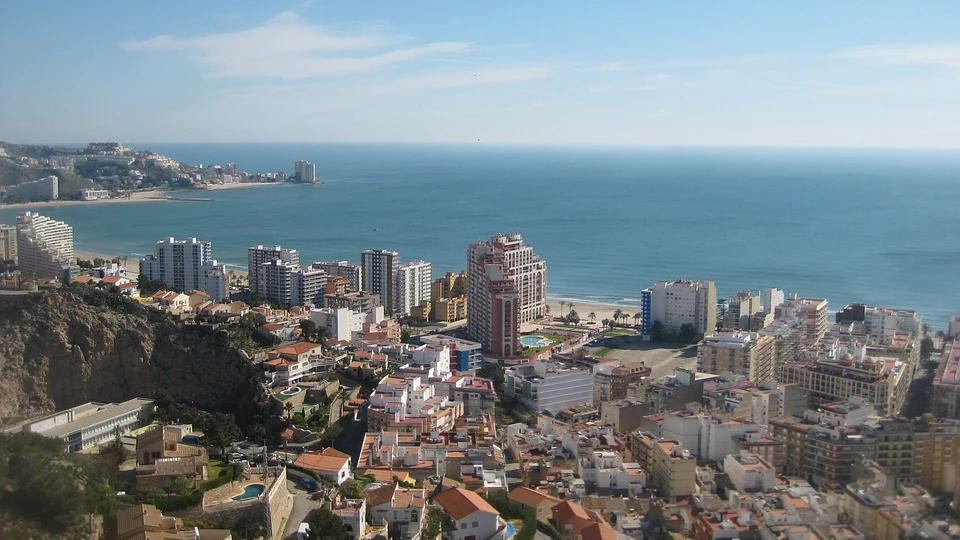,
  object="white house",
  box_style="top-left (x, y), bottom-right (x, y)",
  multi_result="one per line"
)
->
top-left (366, 484), bottom-right (427, 538)
top-left (293, 448), bottom-right (353, 485)
top-left (433, 487), bottom-right (506, 540)
top-left (577, 450), bottom-right (646, 496)
top-left (310, 305), bottom-right (387, 341)
top-left (723, 451), bottom-right (775, 493)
